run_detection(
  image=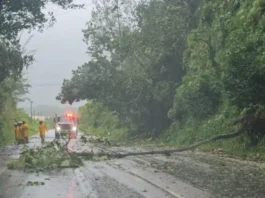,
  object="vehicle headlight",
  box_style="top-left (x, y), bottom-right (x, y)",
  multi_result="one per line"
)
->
top-left (72, 126), bottom-right (77, 131)
top-left (56, 126), bottom-right (61, 131)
